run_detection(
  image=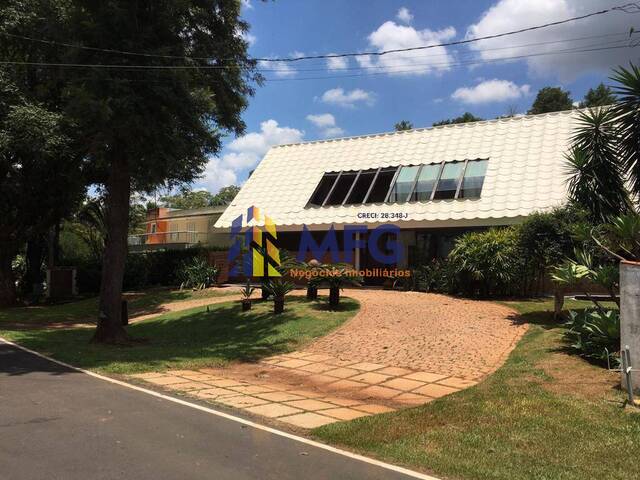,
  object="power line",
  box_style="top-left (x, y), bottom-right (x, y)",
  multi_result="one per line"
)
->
top-left (264, 44), bottom-right (640, 81)
top-left (0, 2), bottom-right (638, 65)
top-left (5, 43), bottom-right (636, 83)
